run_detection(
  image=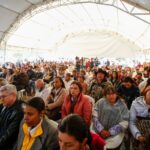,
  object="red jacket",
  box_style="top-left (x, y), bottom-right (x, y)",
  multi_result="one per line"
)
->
top-left (62, 93), bottom-right (92, 126)
top-left (91, 132), bottom-right (106, 150)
